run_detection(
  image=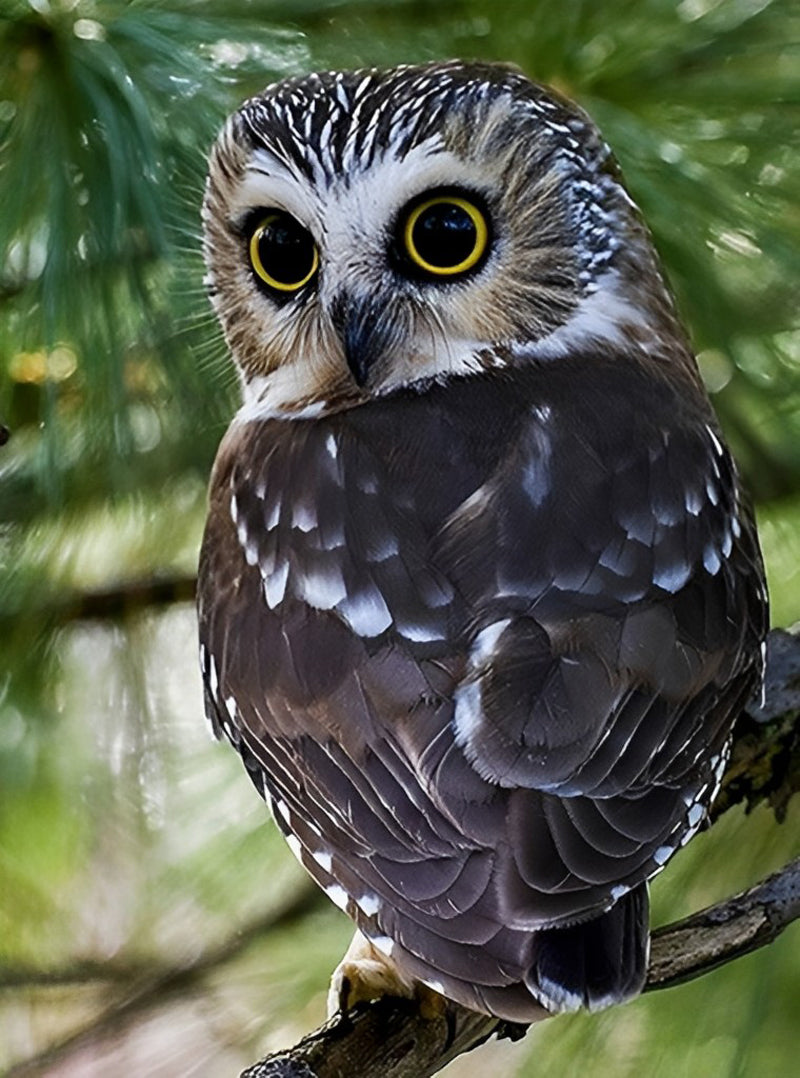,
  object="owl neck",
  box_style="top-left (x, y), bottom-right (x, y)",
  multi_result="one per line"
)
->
top-left (525, 254), bottom-right (695, 377)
